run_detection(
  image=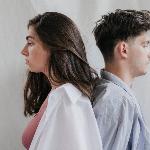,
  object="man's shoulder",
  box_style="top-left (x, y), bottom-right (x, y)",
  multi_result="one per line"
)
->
top-left (93, 78), bottom-right (135, 110)
top-left (93, 78), bottom-right (128, 100)
top-left (93, 78), bottom-right (136, 120)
